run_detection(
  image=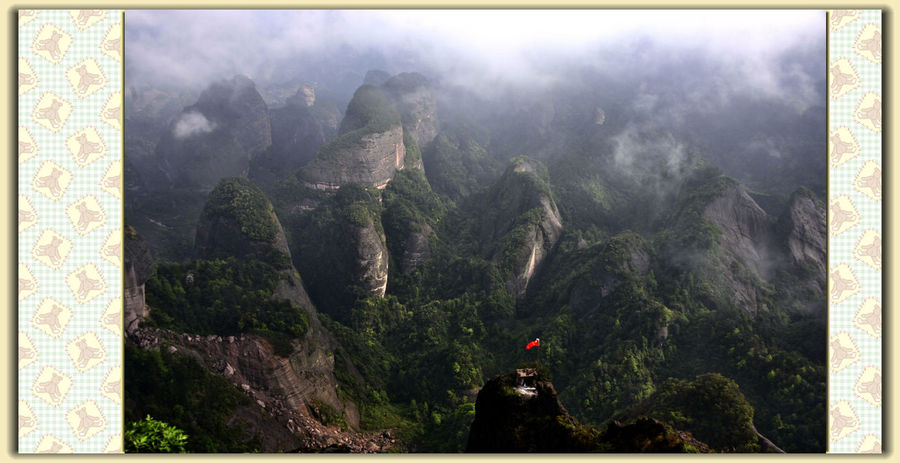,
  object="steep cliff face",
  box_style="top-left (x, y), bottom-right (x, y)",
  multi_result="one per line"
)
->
top-left (283, 184), bottom-right (391, 322)
top-left (663, 173), bottom-right (776, 316)
top-left (135, 177), bottom-right (373, 442)
top-left (300, 85), bottom-right (405, 189)
top-left (482, 158), bottom-right (563, 301)
top-left (394, 222), bottom-right (433, 274)
top-left (774, 187), bottom-right (827, 316)
top-left (124, 226), bottom-right (154, 334)
top-left (701, 180), bottom-right (773, 277)
top-left (778, 188), bottom-right (826, 276)
top-left (382, 72), bottom-right (439, 149)
top-left (156, 75), bottom-right (271, 190)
